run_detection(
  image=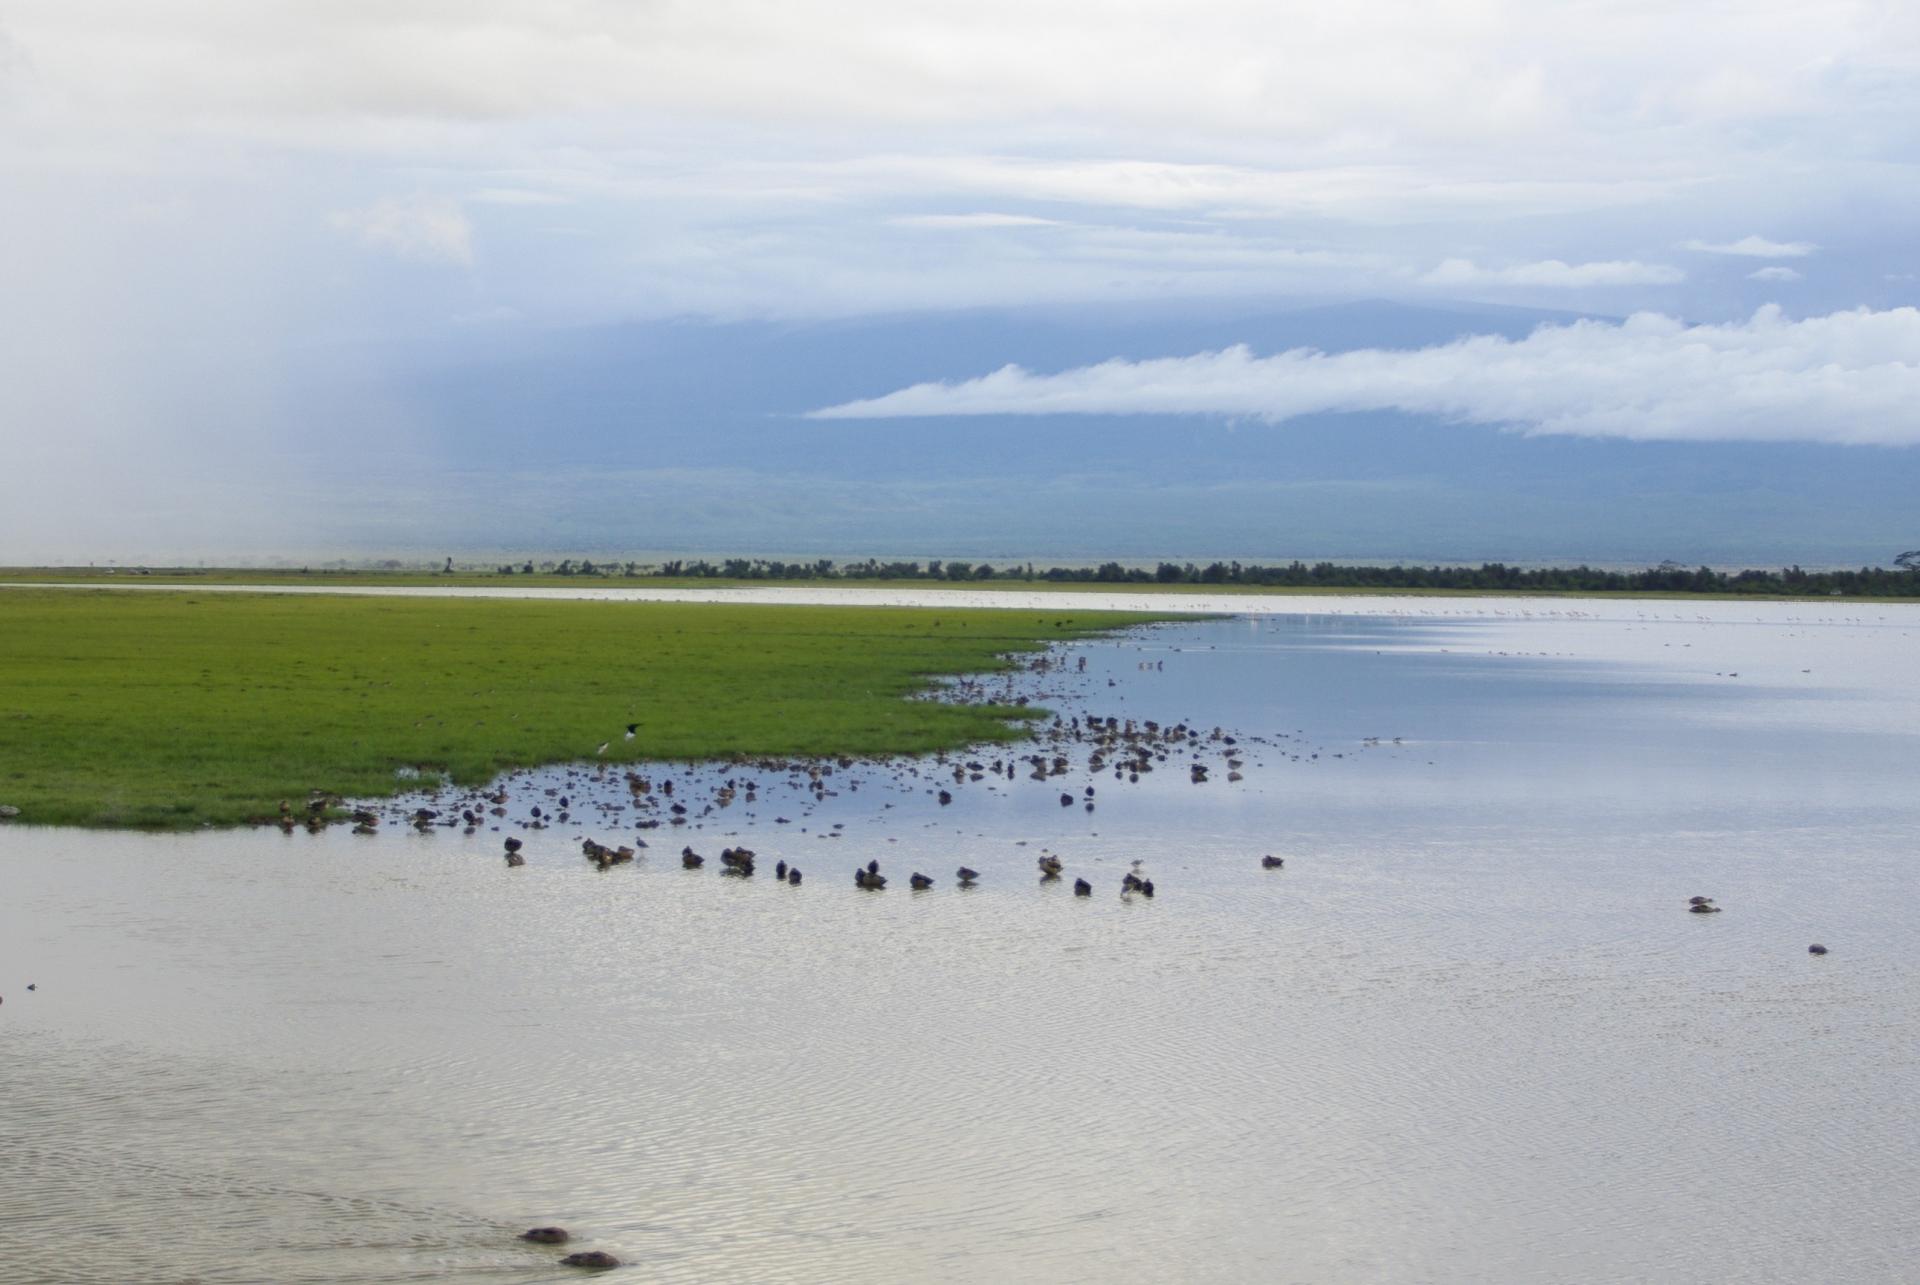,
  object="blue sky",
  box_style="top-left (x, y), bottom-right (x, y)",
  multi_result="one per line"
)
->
top-left (2, 3), bottom-right (1918, 564)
